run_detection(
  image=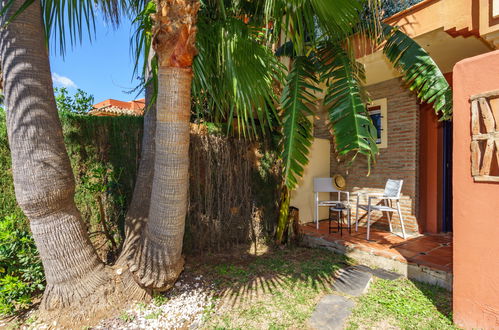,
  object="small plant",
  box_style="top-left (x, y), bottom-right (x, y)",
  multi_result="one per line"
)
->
top-left (152, 294), bottom-right (168, 306)
top-left (144, 310), bottom-right (162, 320)
top-left (119, 310), bottom-right (135, 322)
top-left (214, 264), bottom-right (249, 282)
top-left (136, 302), bottom-right (147, 311)
top-left (25, 315), bottom-right (37, 324)
top-left (202, 300), bottom-right (217, 321)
